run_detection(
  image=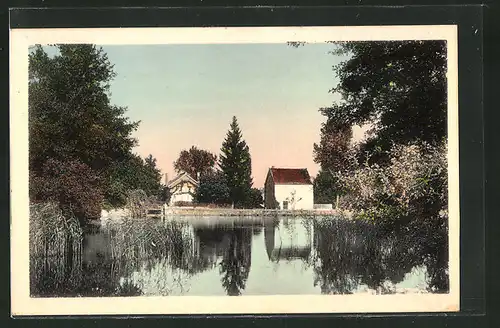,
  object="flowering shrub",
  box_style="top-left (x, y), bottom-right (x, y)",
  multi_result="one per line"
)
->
top-left (338, 141), bottom-right (448, 224)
